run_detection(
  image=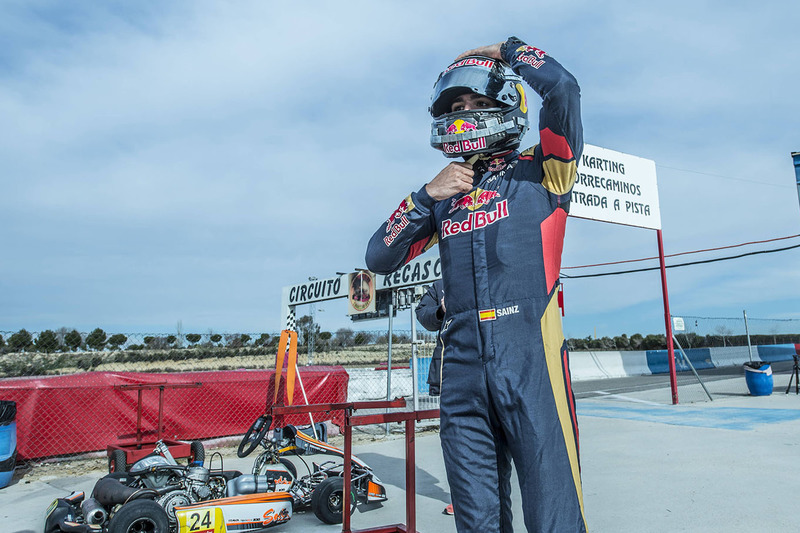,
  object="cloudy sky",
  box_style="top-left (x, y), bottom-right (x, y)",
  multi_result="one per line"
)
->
top-left (2, 0), bottom-right (799, 339)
